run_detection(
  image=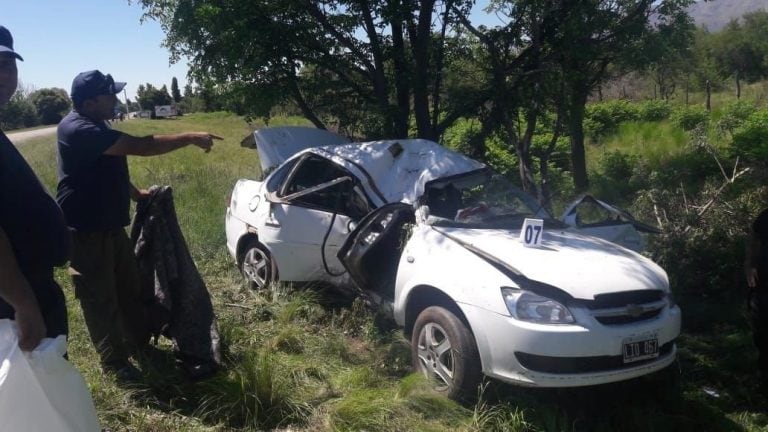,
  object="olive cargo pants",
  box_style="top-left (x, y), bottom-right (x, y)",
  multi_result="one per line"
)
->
top-left (69, 229), bottom-right (149, 368)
